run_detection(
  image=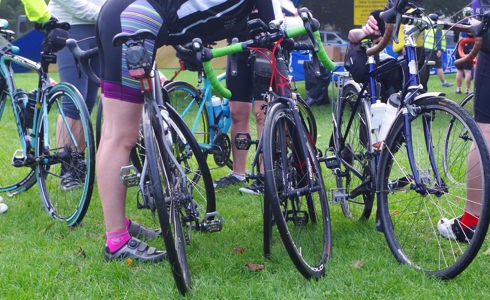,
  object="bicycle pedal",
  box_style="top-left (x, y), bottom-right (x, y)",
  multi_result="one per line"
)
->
top-left (11, 149), bottom-right (26, 167)
top-left (287, 210), bottom-right (309, 226)
top-left (235, 132), bottom-right (252, 150)
top-left (324, 155), bottom-right (340, 169)
top-left (330, 188), bottom-right (348, 205)
top-left (199, 212), bottom-right (224, 233)
top-left (120, 165), bottom-right (140, 187)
